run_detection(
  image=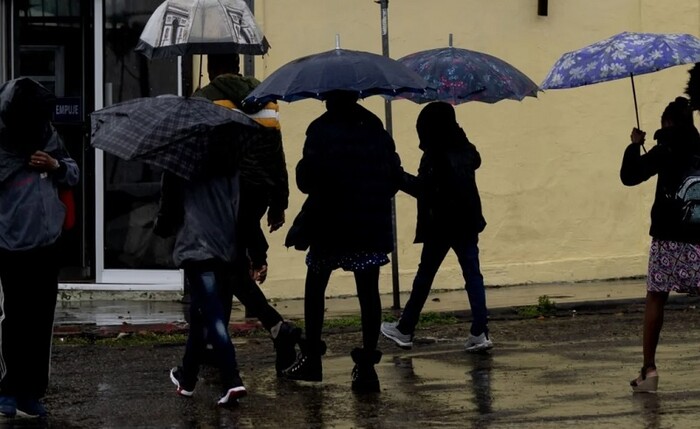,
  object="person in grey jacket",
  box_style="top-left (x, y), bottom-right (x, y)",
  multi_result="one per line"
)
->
top-left (164, 129), bottom-right (250, 407)
top-left (0, 77), bottom-right (79, 418)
